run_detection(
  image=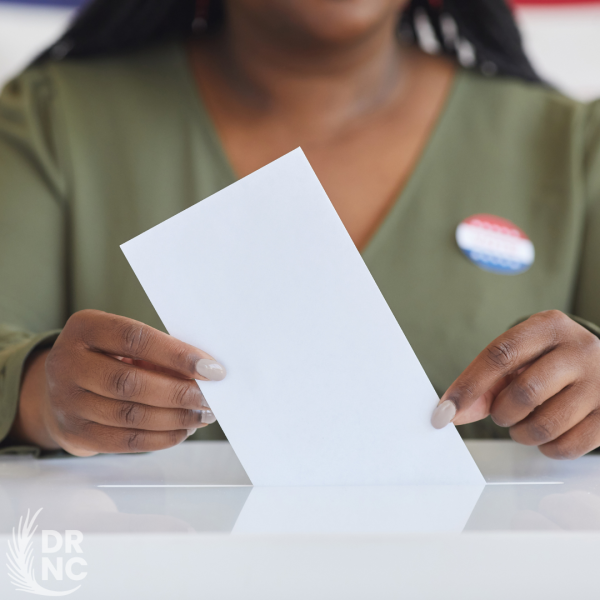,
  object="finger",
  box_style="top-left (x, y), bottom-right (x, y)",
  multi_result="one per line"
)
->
top-left (60, 421), bottom-right (191, 455)
top-left (538, 410), bottom-right (600, 460)
top-left (73, 352), bottom-right (208, 410)
top-left (114, 356), bottom-right (187, 379)
top-left (509, 383), bottom-right (595, 446)
top-left (454, 365), bottom-right (532, 426)
top-left (116, 357), bottom-right (212, 407)
top-left (68, 310), bottom-right (226, 381)
top-left (432, 311), bottom-right (571, 428)
top-left (453, 372), bottom-right (515, 425)
top-left (121, 357), bottom-right (211, 410)
top-left (490, 348), bottom-right (580, 427)
top-left (69, 389), bottom-right (216, 431)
